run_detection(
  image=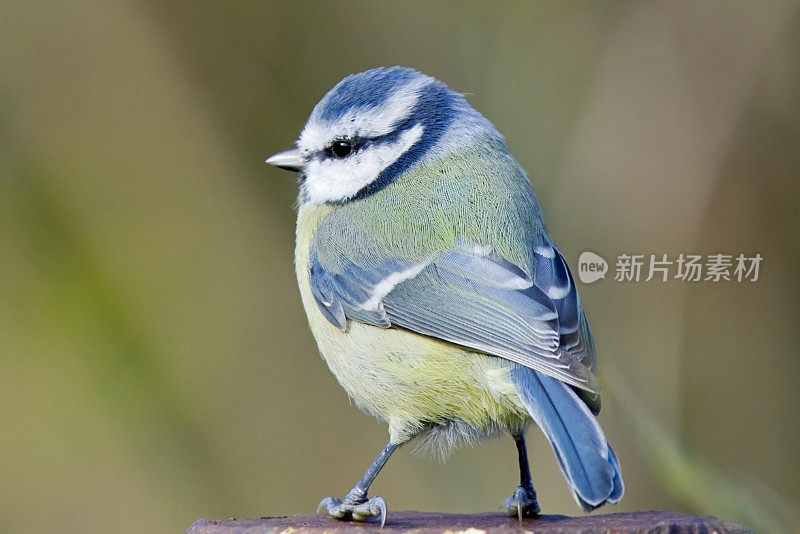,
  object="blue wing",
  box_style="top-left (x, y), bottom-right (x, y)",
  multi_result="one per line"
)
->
top-left (309, 238), bottom-right (600, 394)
